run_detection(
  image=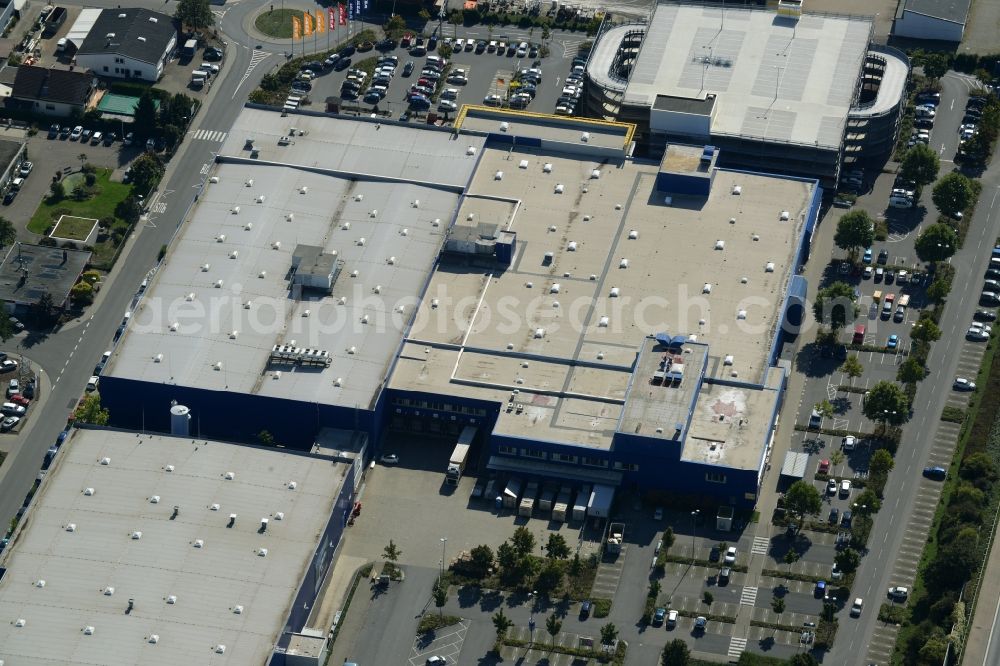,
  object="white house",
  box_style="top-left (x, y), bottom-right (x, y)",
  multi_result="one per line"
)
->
top-left (893, 0), bottom-right (971, 42)
top-left (74, 8), bottom-right (176, 82)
